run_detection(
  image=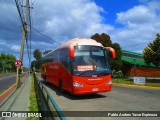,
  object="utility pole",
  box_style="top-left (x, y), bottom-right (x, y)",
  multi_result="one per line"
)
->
top-left (16, 0), bottom-right (30, 89)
